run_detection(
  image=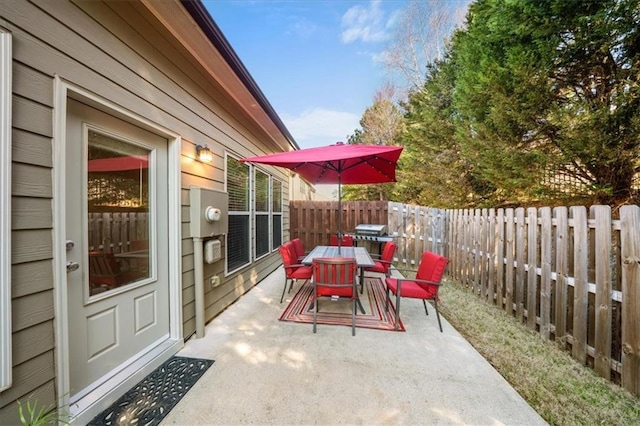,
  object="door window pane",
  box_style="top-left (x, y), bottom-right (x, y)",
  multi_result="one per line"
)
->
top-left (87, 131), bottom-right (150, 296)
